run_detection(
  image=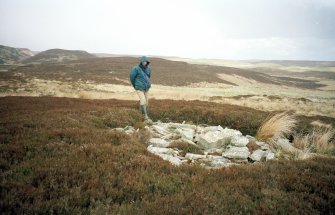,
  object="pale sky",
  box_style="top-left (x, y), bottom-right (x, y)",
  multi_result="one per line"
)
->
top-left (1, 0), bottom-right (335, 60)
